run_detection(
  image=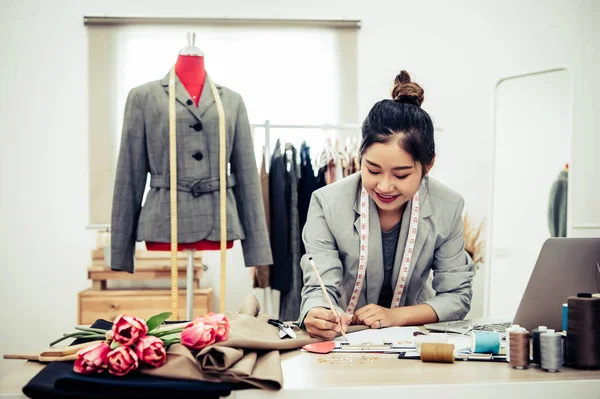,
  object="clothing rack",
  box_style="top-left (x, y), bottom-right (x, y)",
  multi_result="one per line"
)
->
top-left (251, 121), bottom-right (361, 168)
